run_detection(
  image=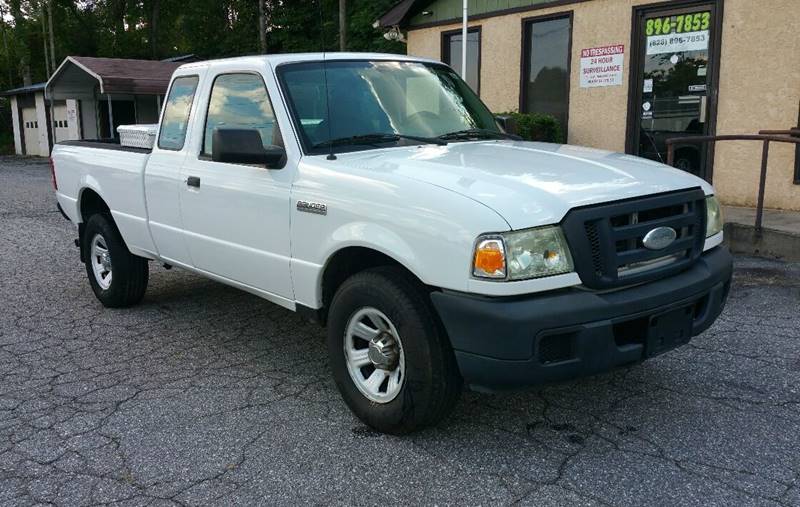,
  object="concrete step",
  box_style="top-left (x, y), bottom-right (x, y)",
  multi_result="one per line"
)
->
top-left (722, 206), bottom-right (800, 262)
